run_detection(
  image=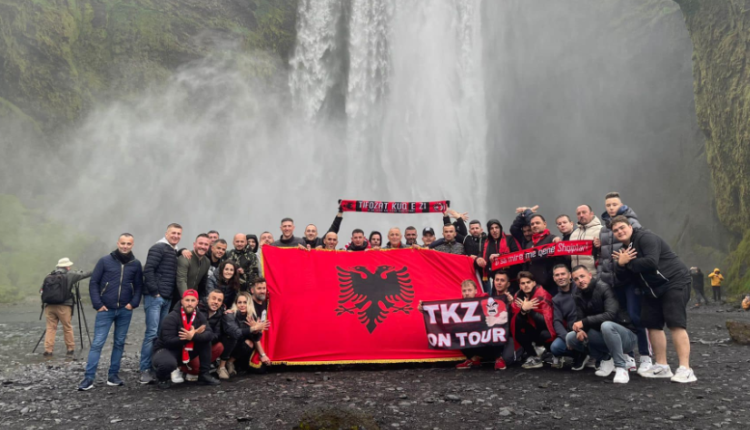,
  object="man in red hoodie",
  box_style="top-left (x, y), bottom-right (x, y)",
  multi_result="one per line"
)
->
top-left (511, 271), bottom-right (556, 369)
